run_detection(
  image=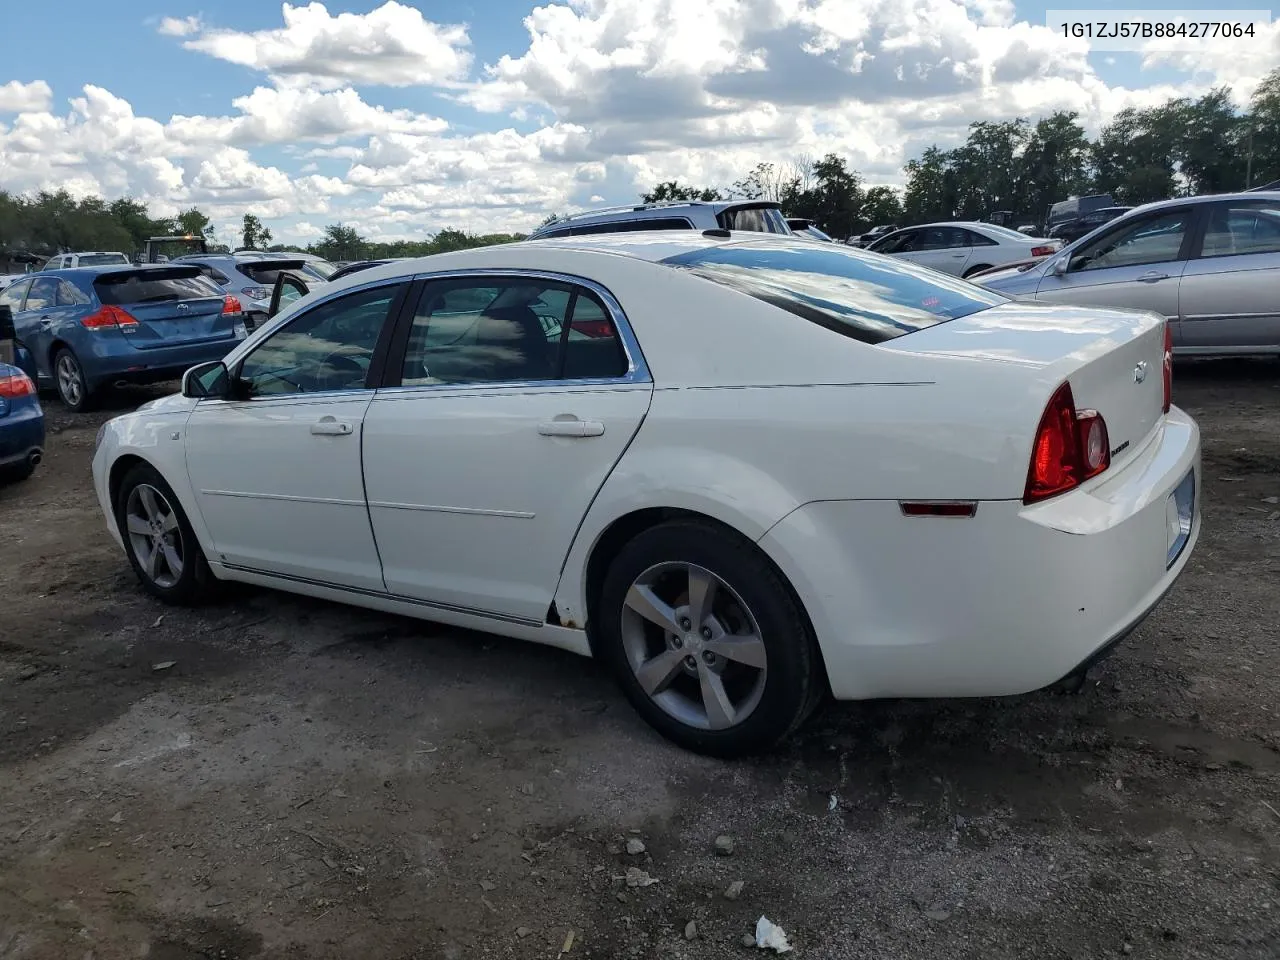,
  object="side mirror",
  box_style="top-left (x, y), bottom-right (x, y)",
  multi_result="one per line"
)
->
top-left (182, 360), bottom-right (230, 399)
top-left (1050, 257), bottom-right (1068, 277)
